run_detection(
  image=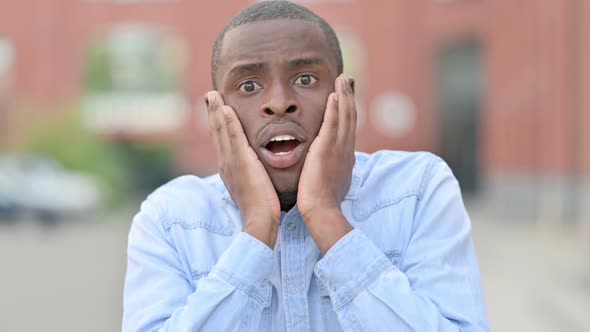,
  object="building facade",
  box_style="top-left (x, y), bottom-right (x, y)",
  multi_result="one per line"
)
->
top-left (0, 0), bottom-right (588, 221)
